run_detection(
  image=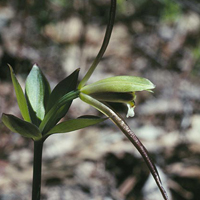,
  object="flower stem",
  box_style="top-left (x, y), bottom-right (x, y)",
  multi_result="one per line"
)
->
top-left (32, 140), bottom-right (44, 200)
